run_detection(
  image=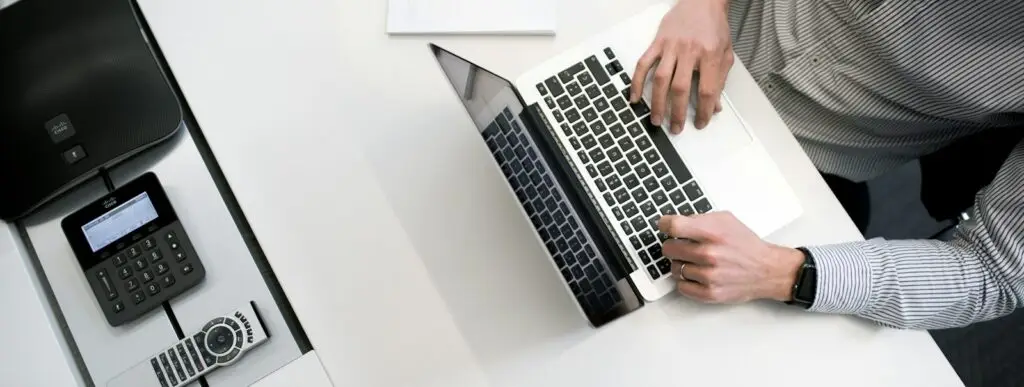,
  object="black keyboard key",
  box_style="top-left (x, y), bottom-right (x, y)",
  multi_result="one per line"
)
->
top-left (537, 83), bottom-right (549, 95)
top-left (623, 174), bottom-right (640, 189)
top-left (591, 121), bottom-right (607, 135)
top-left (571, 265), bottom-right (584, 279)
top-left (598, 134), bottom-right (615, 148)
top-left (597, 161), bottom-right (614, 176)
top-left (639, 230), bottom-right (656, 245)
top-left (683, 181), bottom-right (704, 201)
top-left (607, 148), bottom-right (623, 162)
top-left (622, 202), bottom-right (639, 217)
top-left (589, 148), bottom-right (606, 163)
top-left (644, 149), bottom-right (660, 164)
top-left (669, 189), bottom-right (686, 205)
top-left (630, 187), bottom-right (648, 203)
top-left (636, 136), bottom-right (652, 150)
top-left (653, 163), bottom-right (670, 178)
top-left (614, 189), bottom-right (631, 205)
top-left (618, 137), bottom-right (635, 153)
top-left (574, 95), bottom-right (589, 109)
top-left (578, 72), bottom-right (594, 86)
top-left (570, 137), bottom-right (581, 150)
top-left (569, 282), bottom-right (581, 295)
top-left (602, 83), bottom-right (618, 98)
top-left (614, 160), bottom-right (631, 175)
top-left (652, 191), bottom-right (669, 205)
top-left (620, 221), bottom-right (633, 235)
top-left (632, 99), bottom-right (651, 117)
top-left (640, 202), bottom-right (657, 217)
top-left (560, 63), bottom-right (586, 83)
top-left (643, 177), bottom-right (660, 192)
top-left (565, 108), bottom-right (581, 123)
top-left (694, 198), bottom-right (713, 213)
top-left (630, 236), bottom-right (643, 250)
top-left (561, 268), bottom-right (572, 282)
top-left (584, 265), bottom-right (599, 281)
top-left (678, 203), bottom-right (695, 216)
top-left (627, 123), bottom-right (644, 137)
top-left (553, 110), bottom-right (565, 123)
top-left (620, 72), bottom-right (632, 85)
top-left (626, 150), bottom-right (643, 165)
top-left (544, 174), bottom-right (554, 187)
top-left (557, 95), bottom-right (573, 110)
top-left (611, 97), bottom-right (628, 112)
top-left (619, 108), bottom-right (637, 124)
top-left (581, 135), bottom-right (597, 149)
top-left (609, 123), bottom-right (626, 138)
top-left (630, 216), bottom-right (647, 232)
top-left (572, 121), bottom-right (587, 136)
top-left (566, 82), bottom-right (583, 96)
top-left (606, 175), bottom-right (622, 190)
top-left (585, 84), bottom-right (601, 99)
top-left (582, 108), bottom-right (598, 122)
top-left (601, 110), bottom-right (618, 125)
top-left (546, 197), bottom-right (559, 212)
top-left (584, 55), bottom-right (611, 85)
top-left (635, 164), bottom-right (651, 178)
top-left (605, 60), bottom-right (623, 75)
top-left (569, 238), bottom-right (583, 252)
top-left (604, 47), bottom-right (615, 60)
top-left (594, 98), bottom-right (610, 112)
top-left (660, 175), bottom-right (677, 191)
top-left (612, 207), bottom-right (624, 220)
top-left (649, 243), bottom-right (665, 260)
top-left (638, 251), bottom-right (652, 265)
top-left (660, 204), bottom-right (676, 215)
top-left (586, 165), bottom-right (599, 178)
top-left (544, 96), bottom-right (555, 109)
top-left (647, 264), bottom-right (660, 279)
top-left (657, 258), bottom-right (671, 274)
top-left (545, 76), bottom-right (565, 97)
top-left (559, 123), bottom-right (572, 136)
top-left (577, 150), bottom-right (590, 163)
top-left (648, 215), bottom-right (661, 231)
